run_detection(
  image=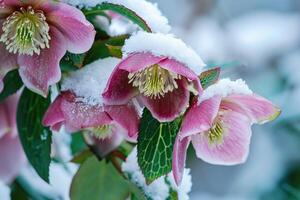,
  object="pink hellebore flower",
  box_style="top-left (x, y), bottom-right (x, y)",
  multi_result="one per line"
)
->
top-left (0, 93), bottom-right (26, 183)
top-left (43, 58), bottom-right (140, 156)
top-left (43, 91), bottom-right (139, 156)
top-left (172, 79), bottom-right (281, 185)
top-left (0, 0), bottom-right (95, 96)
top-left (103, 32), bottom-right (205, 122)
